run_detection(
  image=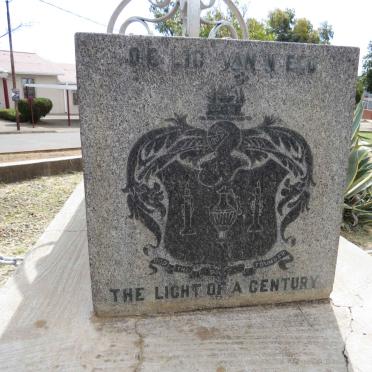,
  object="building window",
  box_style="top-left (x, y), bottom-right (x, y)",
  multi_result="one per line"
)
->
top-left (72, 92), bottom-right (79, 105)
top-left (22, 78), bottom-right (36, 98)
